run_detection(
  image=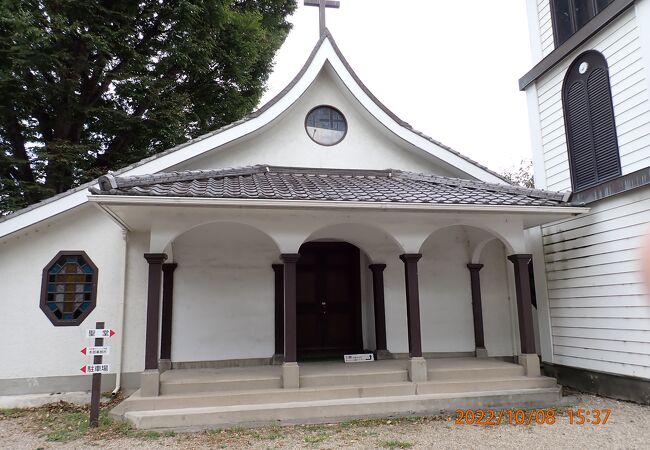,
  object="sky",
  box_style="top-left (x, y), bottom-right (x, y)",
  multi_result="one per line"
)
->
top-left (260, 0), bottom-right (534, 174)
